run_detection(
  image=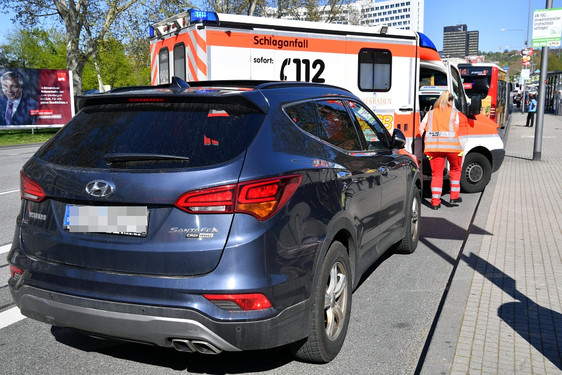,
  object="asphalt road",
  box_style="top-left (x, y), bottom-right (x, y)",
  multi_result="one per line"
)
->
top-left (0, 142), bottom-right (485, 375)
